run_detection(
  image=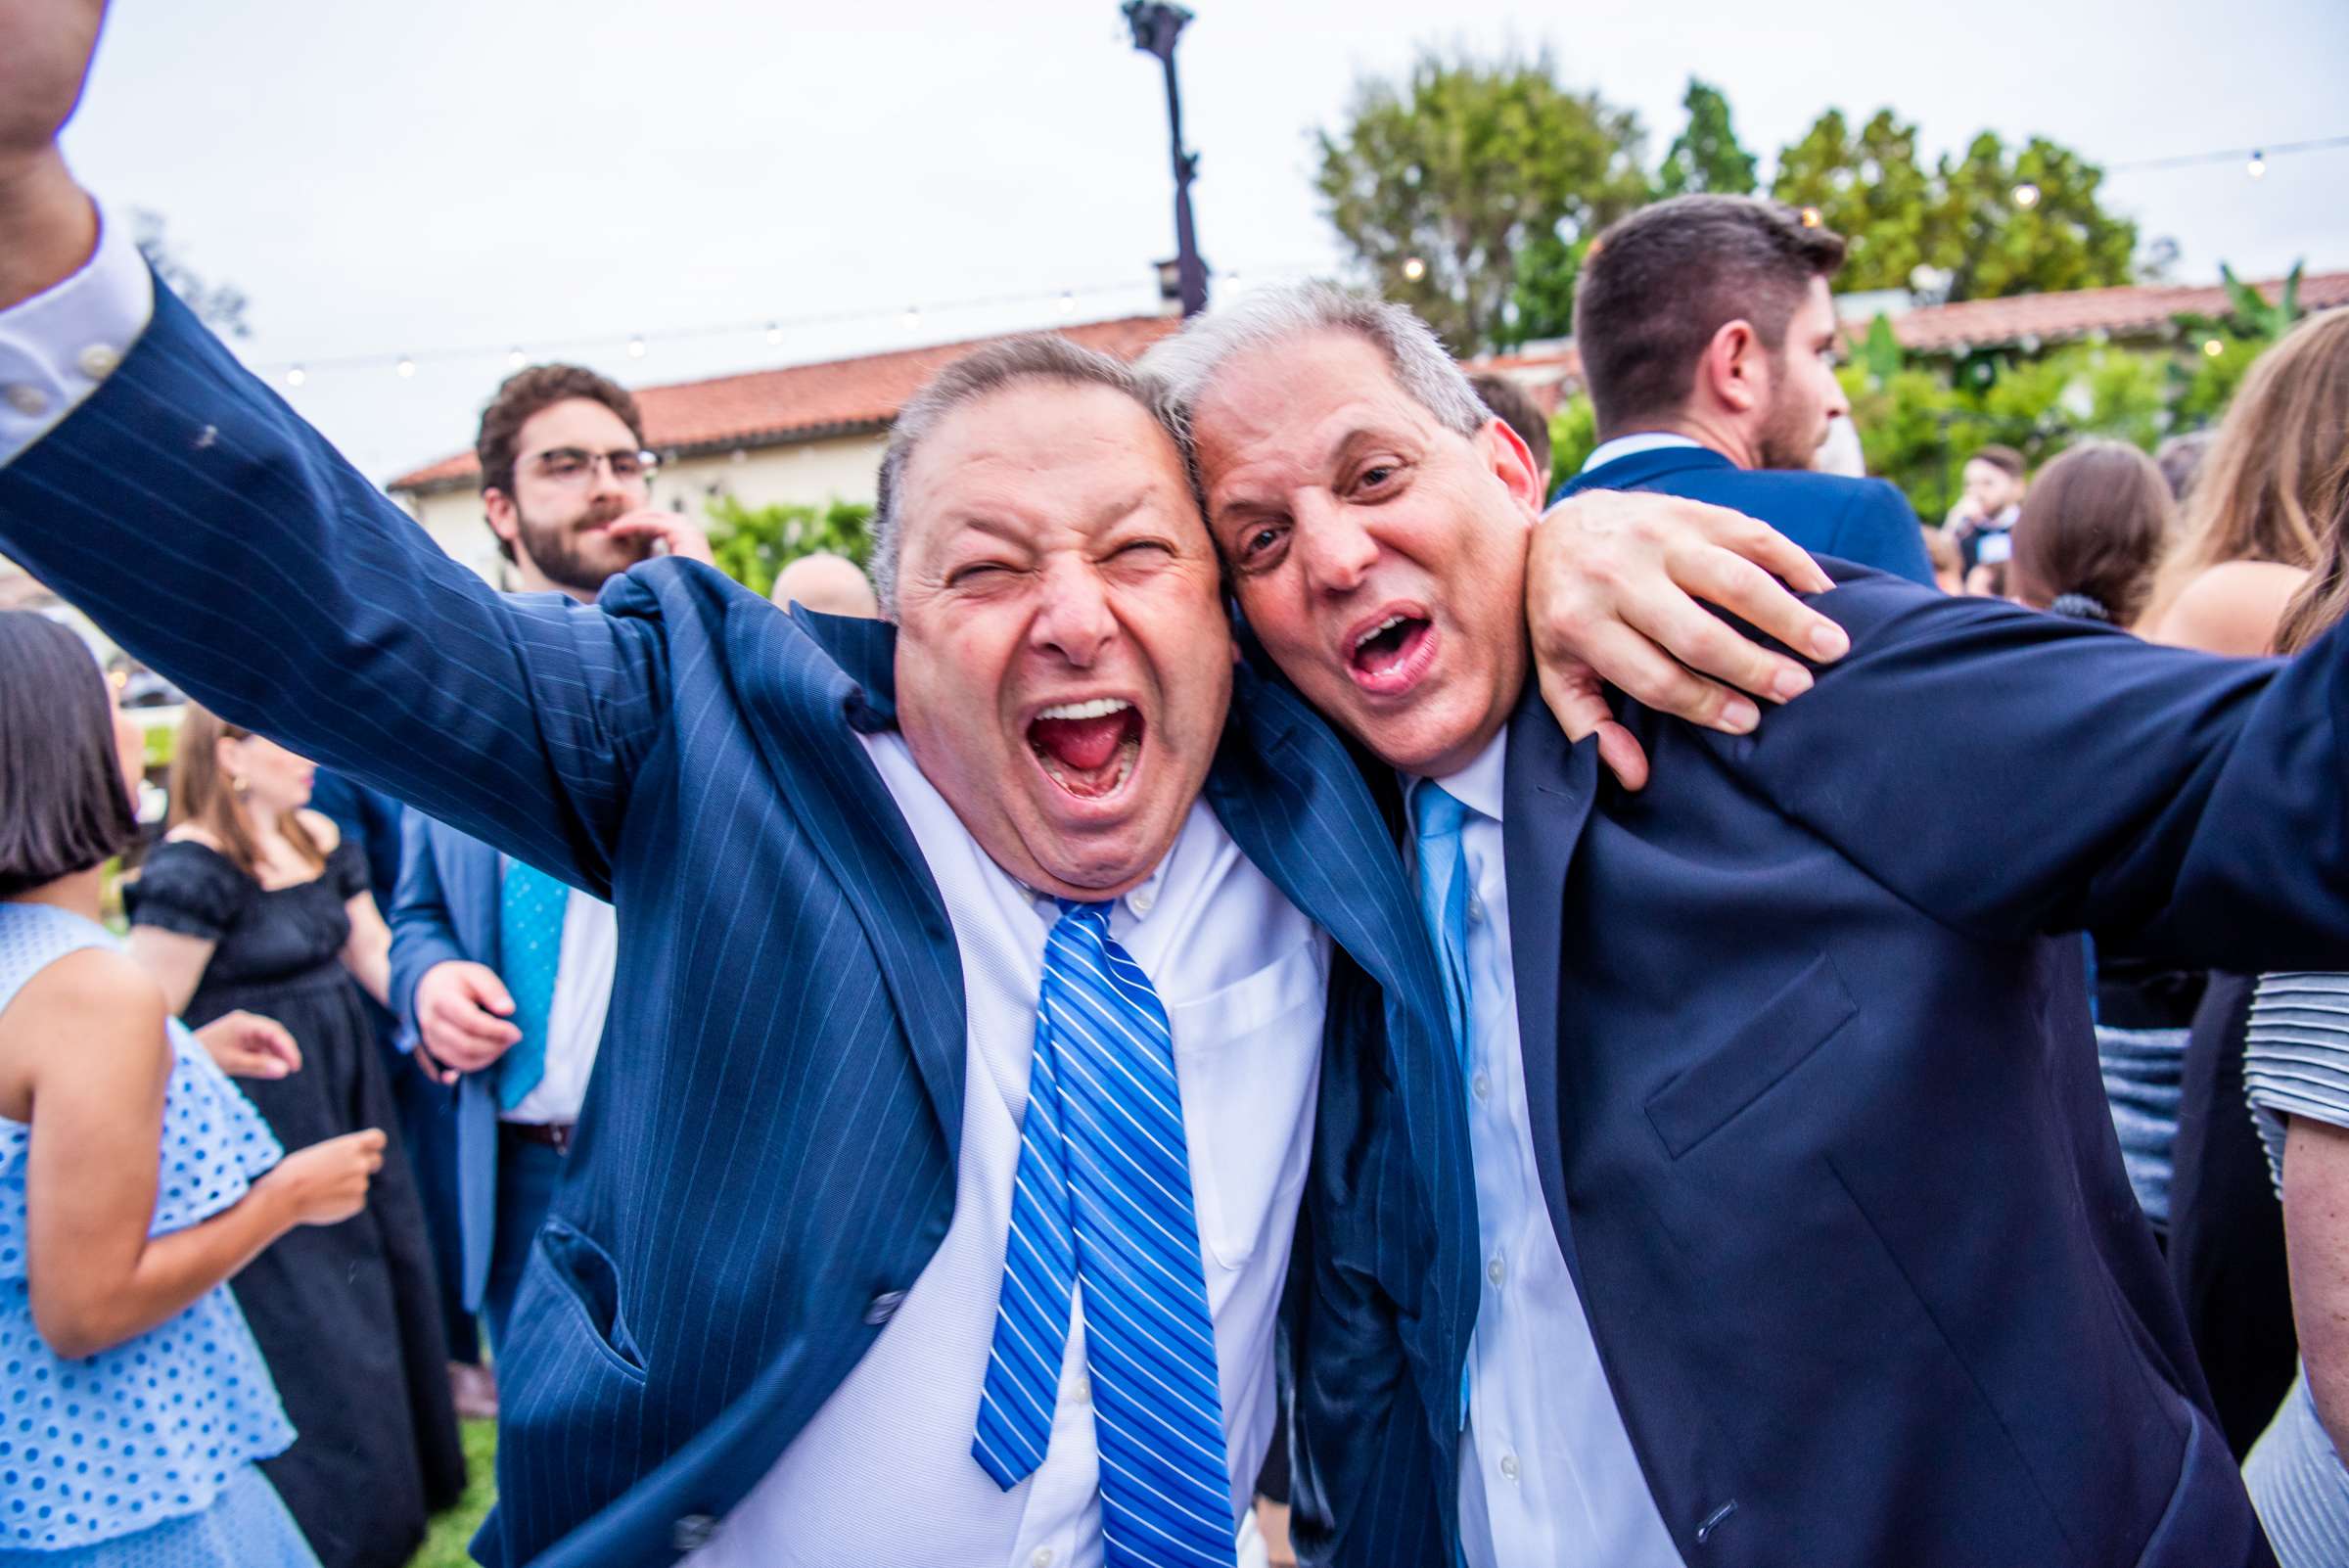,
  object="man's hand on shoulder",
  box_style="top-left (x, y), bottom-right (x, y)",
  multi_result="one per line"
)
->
top-left (1525, 489), bottom-right (1851, 791)
top-left (412, 959), bottom-right (521, 1084)
top-left (0, 0), bottom-right (109, 308)
top-left (604, 509), bottom-right (714, 569)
